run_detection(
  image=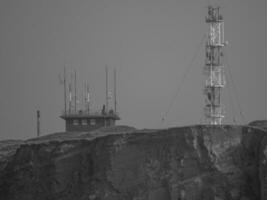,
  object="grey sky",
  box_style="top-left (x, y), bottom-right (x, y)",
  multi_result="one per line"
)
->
top-left (0, 0), bottom-right (266, 139)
